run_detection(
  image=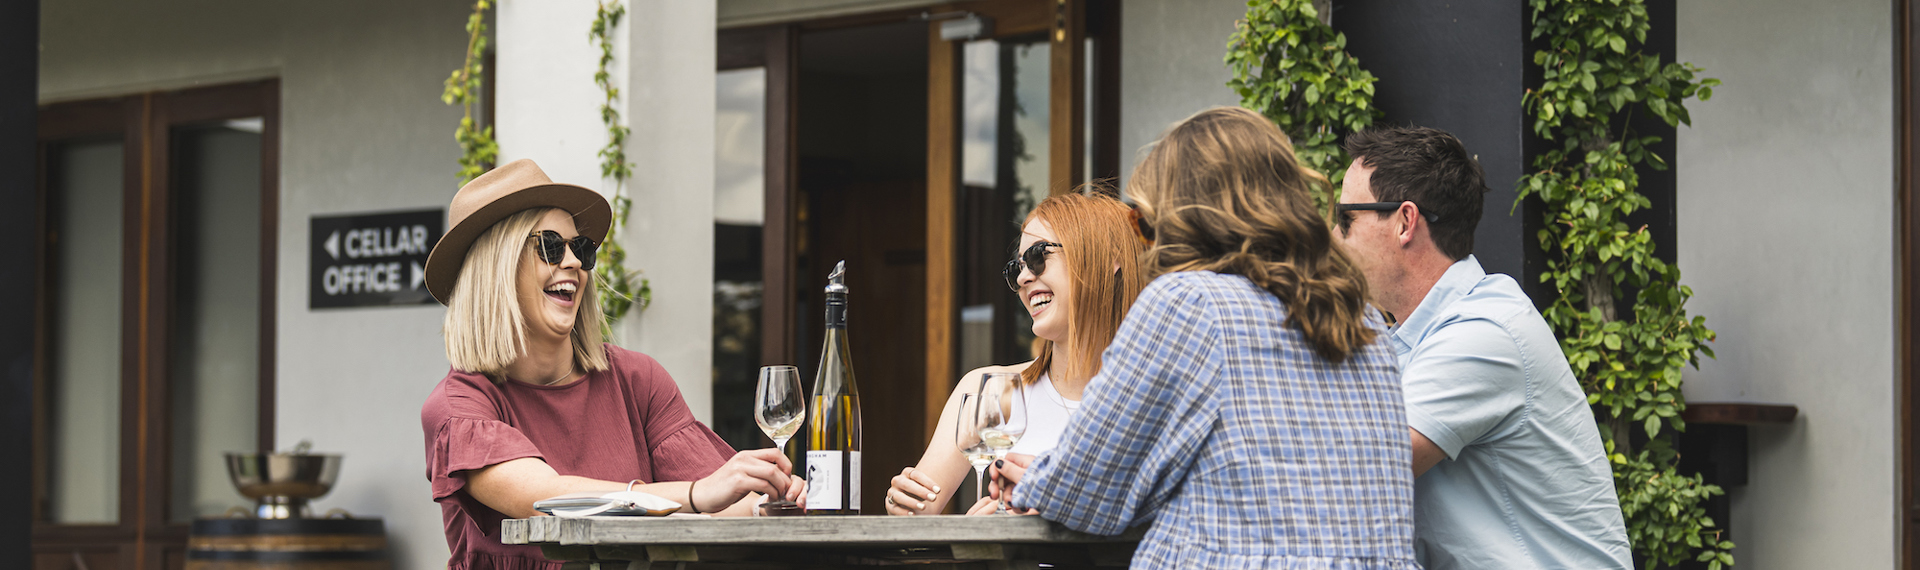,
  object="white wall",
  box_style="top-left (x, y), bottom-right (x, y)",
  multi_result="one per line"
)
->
top-left (1676, 1), bottom-right (1895, 568)
top-left (42, 1), bottom-right (472, 567)
top-left (1116, 0), bottom-right (1247, 188)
